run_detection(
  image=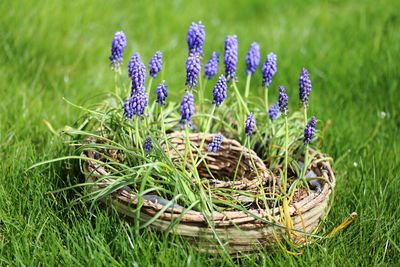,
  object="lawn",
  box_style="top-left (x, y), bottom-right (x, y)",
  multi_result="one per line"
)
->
top-left (1, 0), bottom-right (399, 265)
